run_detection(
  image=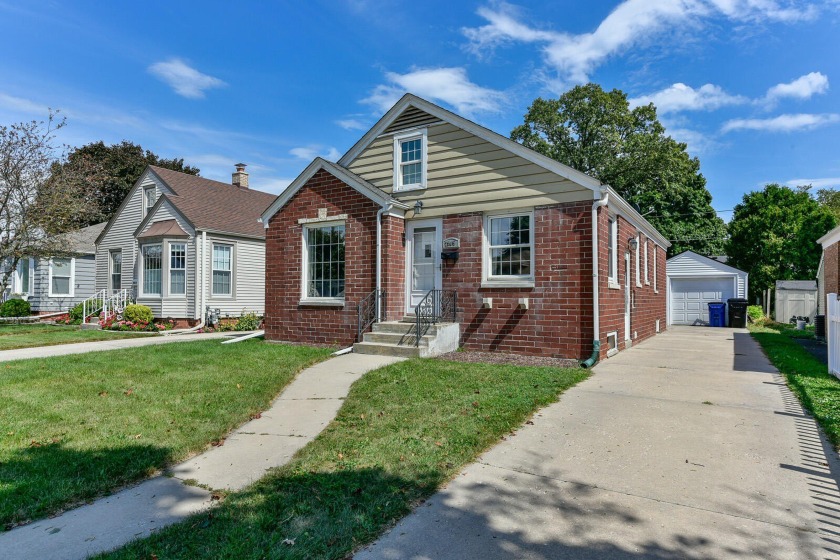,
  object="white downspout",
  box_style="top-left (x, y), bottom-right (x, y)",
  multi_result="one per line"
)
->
top-left (582, 189), bottom-right (610, 368)
top-left (375, 203), bottom-right (394, 321)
